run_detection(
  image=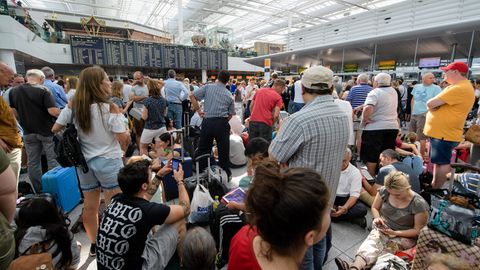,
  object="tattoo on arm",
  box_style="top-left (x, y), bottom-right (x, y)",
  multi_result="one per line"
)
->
top-left (146, 178), bottom-right (161, 196)
top-left (179, 201), bottom-right (190, 217)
